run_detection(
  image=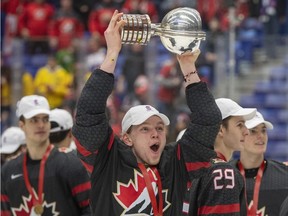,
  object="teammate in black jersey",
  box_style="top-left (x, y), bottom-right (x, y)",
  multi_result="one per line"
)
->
top-left (230, 111), bottom-right (288, 215)
top-left (1, 95), bottom-right (91, 215)
top-left (49, 108), bottom-right (75, 150)
top-left (179, 98), bottom-right (255, 215)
